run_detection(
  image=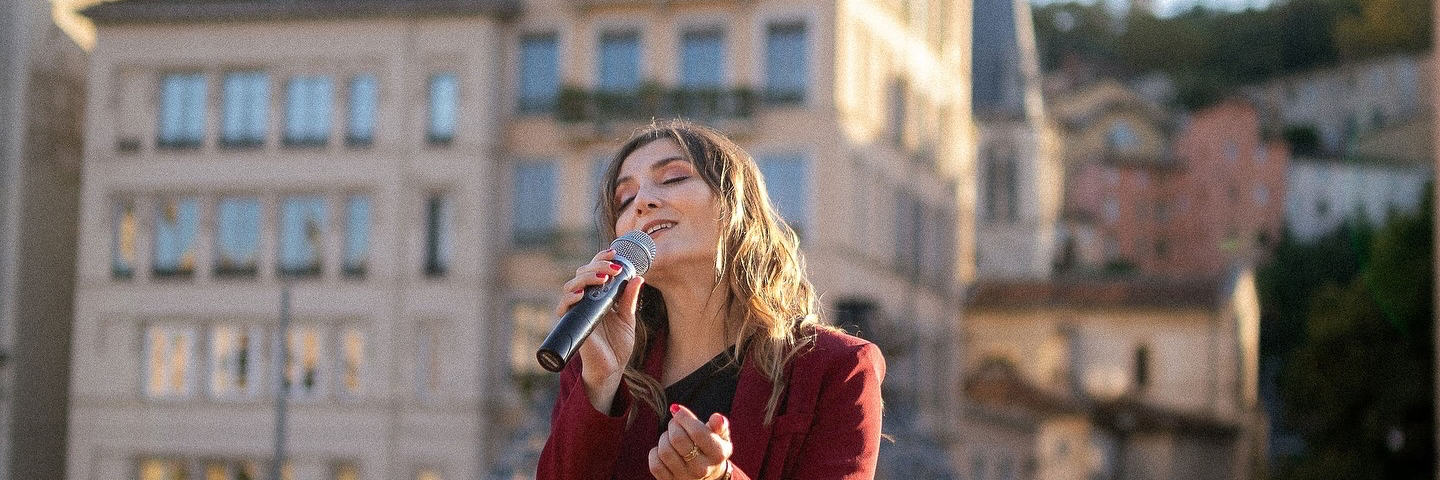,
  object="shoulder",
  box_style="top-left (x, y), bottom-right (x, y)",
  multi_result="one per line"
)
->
top-left (793, 326), bottom-right (886, 379)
